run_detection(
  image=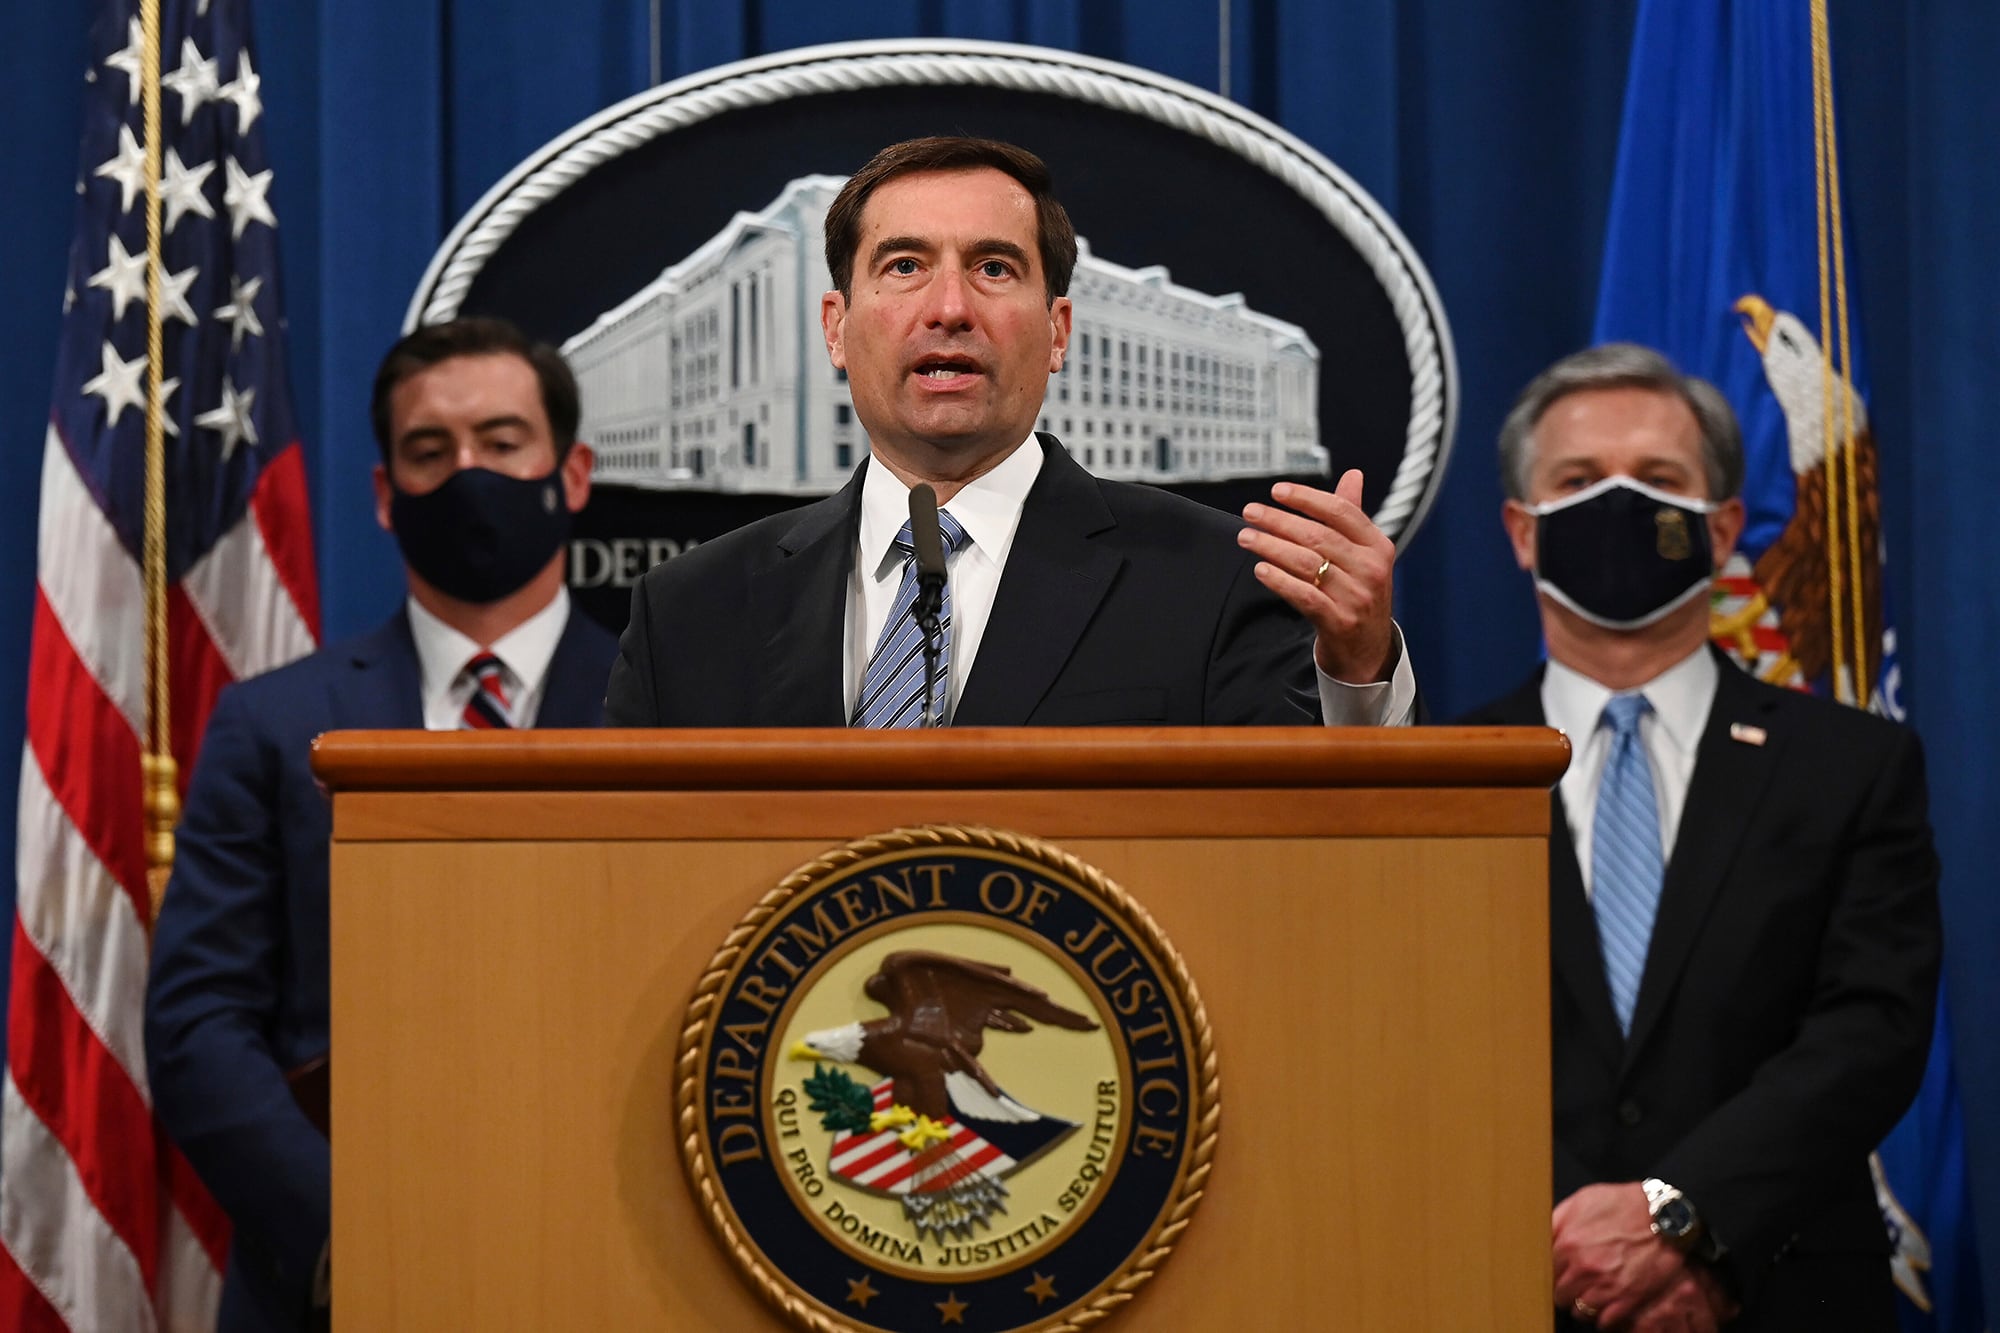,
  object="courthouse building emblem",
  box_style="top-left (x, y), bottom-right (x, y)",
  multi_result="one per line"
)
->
top-left (564, 176), bottom-right (1325, 493)
top-left (679, 827), bottom-right (1215, 1332)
